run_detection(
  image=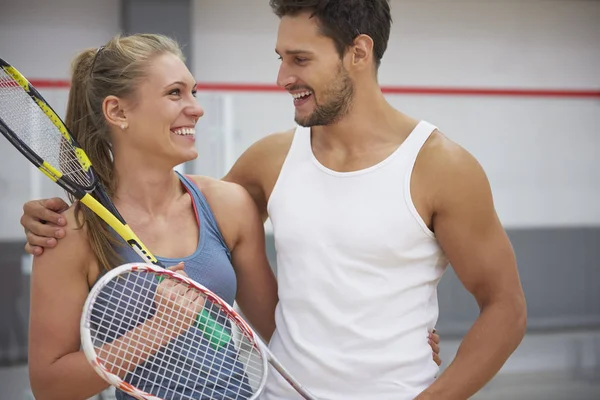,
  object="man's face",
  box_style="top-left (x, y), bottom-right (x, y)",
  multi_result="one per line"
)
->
top-left (275, 12), bottom-right (354, 127)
